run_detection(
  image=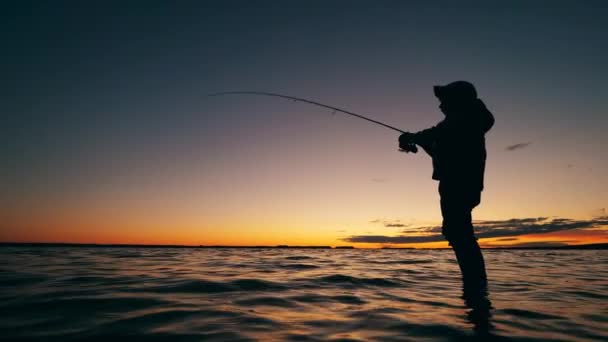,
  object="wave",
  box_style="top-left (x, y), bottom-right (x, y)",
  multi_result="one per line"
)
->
top-left (0, 247), bottom-right (606, 341)
top-left (316, 274), bottom-right (400, 287)
top-left (133, 278), bottom-right (287, 294)
top-left (279, 263), bottom-right (320, 270)
top-left (285, 256), bottom-right (315, 260)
